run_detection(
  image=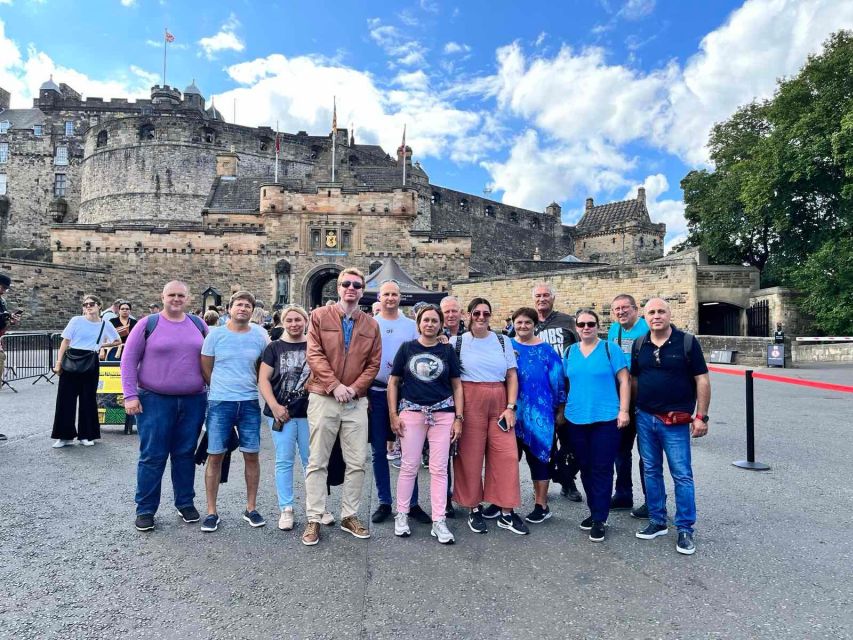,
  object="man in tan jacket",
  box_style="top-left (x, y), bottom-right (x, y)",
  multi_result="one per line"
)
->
top-left (302, 267), bottom-right (382, 546)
